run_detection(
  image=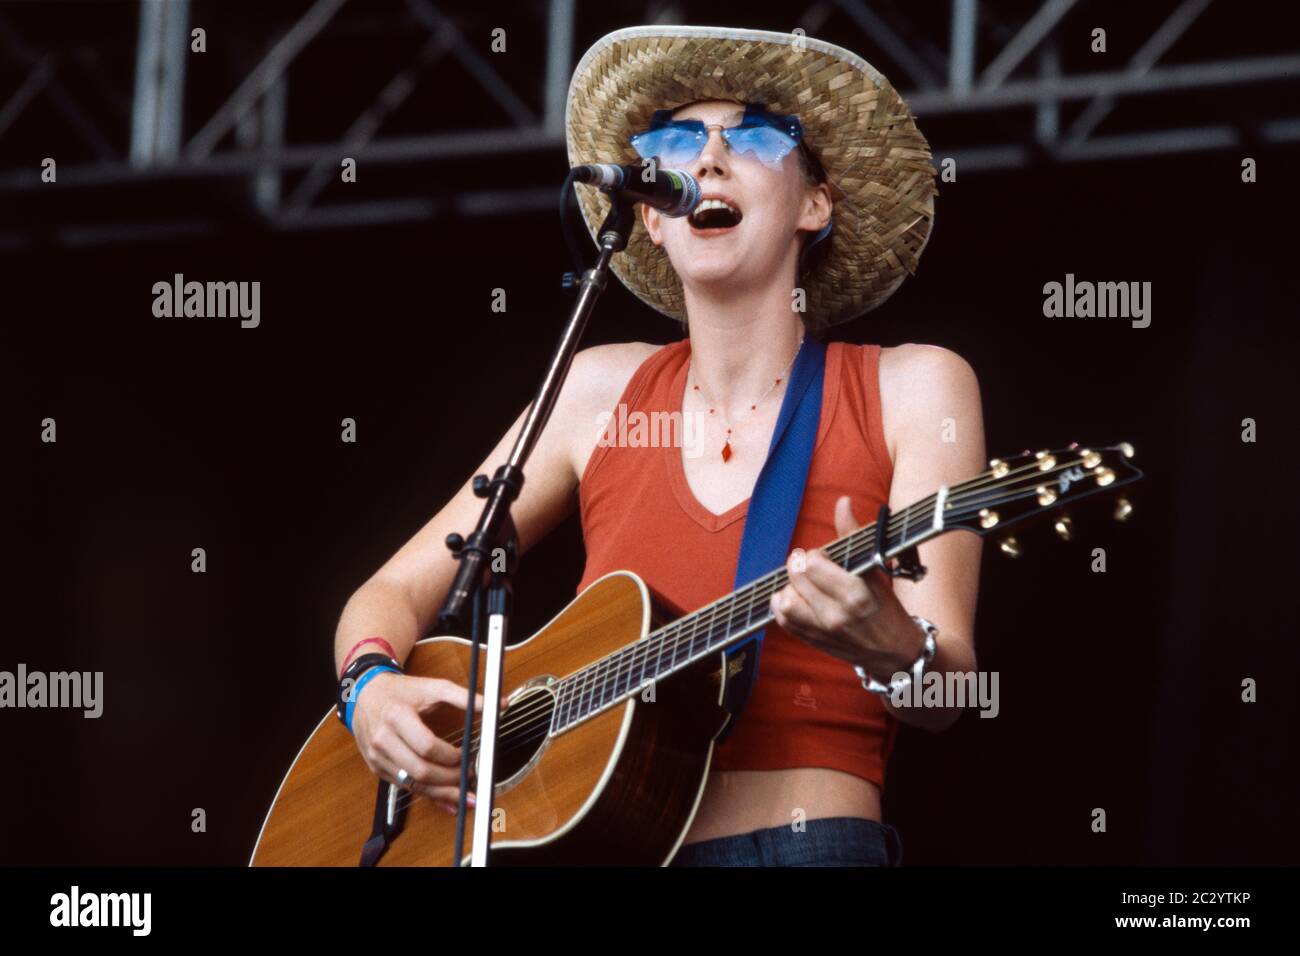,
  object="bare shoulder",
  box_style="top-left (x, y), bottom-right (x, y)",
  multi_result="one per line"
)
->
top-left (878, 342), bottom-right (979, 392)
top-left (565, 341), bottom-right (662, 420)
top-left (559, 340), bottom-right (663, 473)
top-left (877, 343), bottom-right (983, 464)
